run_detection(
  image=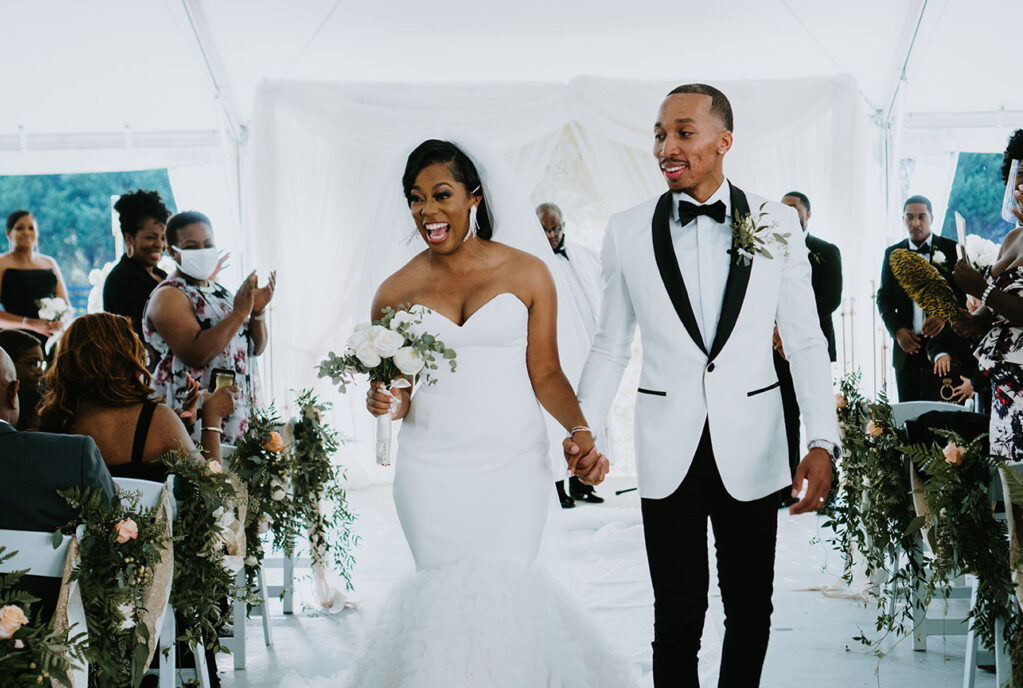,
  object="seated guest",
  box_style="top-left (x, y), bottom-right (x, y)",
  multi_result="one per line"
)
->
top-left (144, 211), bottom-right (275, 443)
top-left (104, 190), bottom-right (172, 345)
top-left (0, 347), bottom-right (115, 620)
top-left (0, 329), bottom-right (45, 430)
top-left (953, 128), bottom-right (1023, 460)
top-left (0, 211), bottom-right (70, 343)
top-left (38, 313), bottom-right (233, 481)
